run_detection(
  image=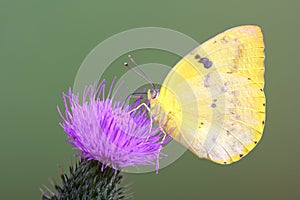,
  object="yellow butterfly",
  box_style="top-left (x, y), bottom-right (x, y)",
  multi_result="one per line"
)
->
top-left (148, 25), bottom-right (265, 165)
